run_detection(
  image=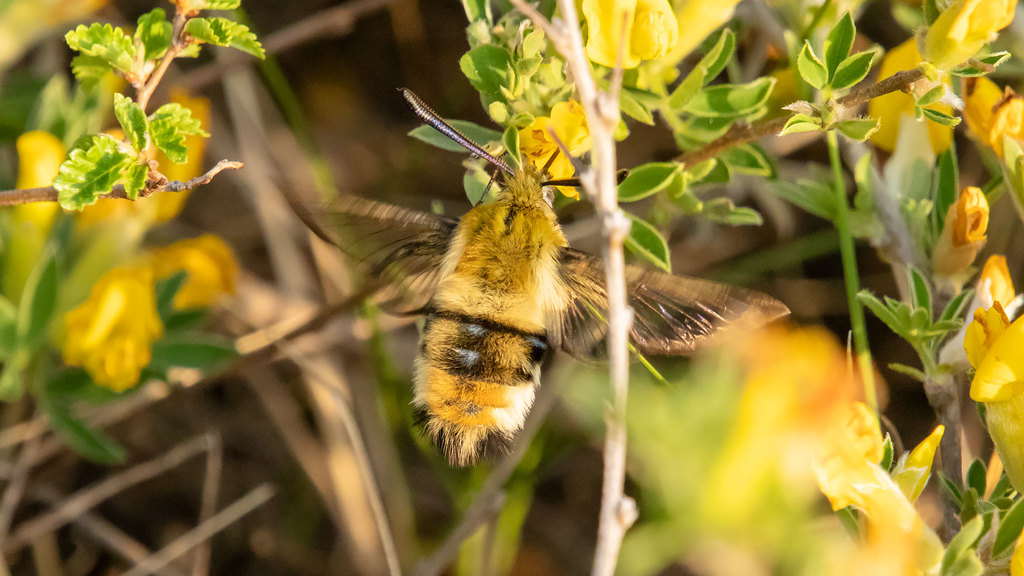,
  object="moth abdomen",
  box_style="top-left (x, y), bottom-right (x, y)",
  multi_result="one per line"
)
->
top-left (413, 312), bottom-right (548, 466)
